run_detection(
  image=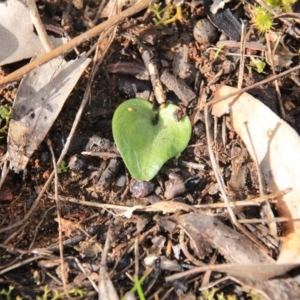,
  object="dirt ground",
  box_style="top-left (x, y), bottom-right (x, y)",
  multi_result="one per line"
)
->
top-left (1, 0), bottom-right (300, 299)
